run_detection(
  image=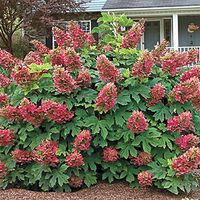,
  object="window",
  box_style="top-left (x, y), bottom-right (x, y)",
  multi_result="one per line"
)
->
top-left (164, 19), bottom-right (172, 47)
top-left (78, 20), bottom-right (91, 33)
